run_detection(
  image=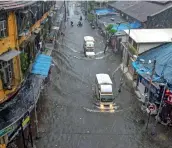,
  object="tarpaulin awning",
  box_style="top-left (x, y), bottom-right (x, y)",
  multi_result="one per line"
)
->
top-left (31, 54), bottom-right (52, 77)
top-left (0, 50), bottom-right (21, 61)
